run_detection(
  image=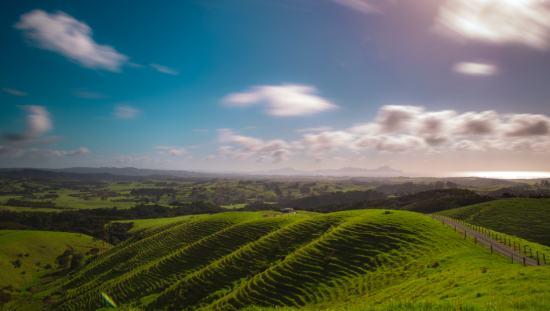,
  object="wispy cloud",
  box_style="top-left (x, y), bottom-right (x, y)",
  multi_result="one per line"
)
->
top-left (452, 62), bottom-right (498, 76)
top-left (14, 10), bottom-right (129, 71)
top-left (223, 84), bottom-right (338, 116)
top-left (113, 105), bottom-right (141, 119)
top-left (73, 88), bottom-right (109, 99)
top-left (434, 0), bottom-right (550, 50)
top-left (154, 146), bottom-right (190, 156)
top-left (295, 126), bottom-right (333, 132)
top-left (3, 88), bottom-right (28, 96)
top-left (150, 63), bottom-right (179, 75)
top-left (330, 0), bottom-right (392, 14)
